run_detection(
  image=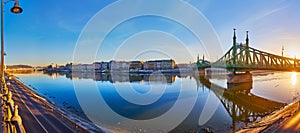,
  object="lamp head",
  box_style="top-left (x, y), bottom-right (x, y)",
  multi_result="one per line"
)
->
top-left (10, 1), bottom-right (23, 14)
